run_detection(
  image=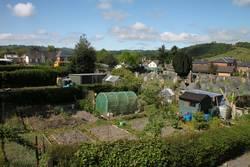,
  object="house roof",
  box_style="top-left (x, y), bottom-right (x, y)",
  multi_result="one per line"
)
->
top-left (69, 73), bottom-right (106, 76)
top-left (216, 66), bottom-right (235, 73)
top-left (192, 64), bottom-right (235, 74)
top-left (193, 60), bottom-right (209, 64)
top-left (238, 62), bottom-right (250, 68)
top-left (192, 64), bottom-right (210, 73)
top-left (151, 60), bottom-right (159, 65)
top-left (179, 92), bottom-right (210, 103)
top-left (212, 57), bottom-right (236, 64)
